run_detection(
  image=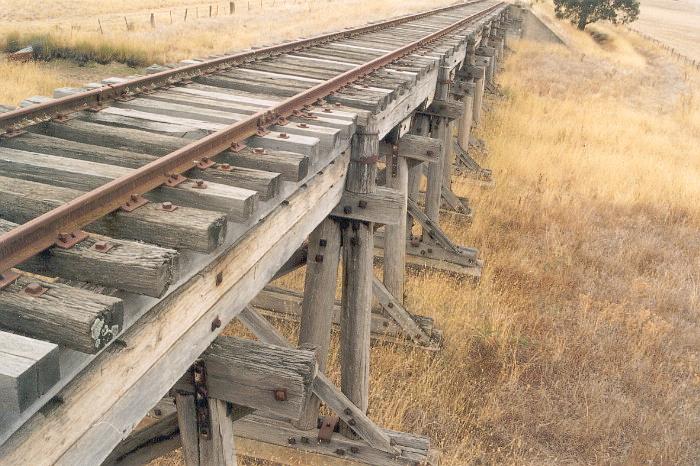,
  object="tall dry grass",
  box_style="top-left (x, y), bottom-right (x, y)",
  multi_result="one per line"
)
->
top-left (152, 17), bottom-right (700, 466)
